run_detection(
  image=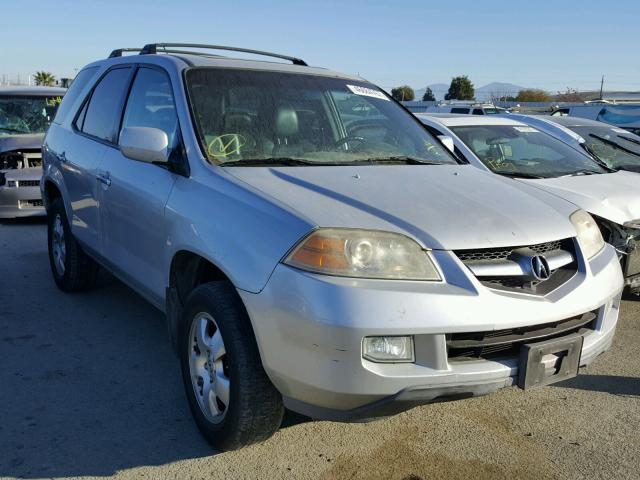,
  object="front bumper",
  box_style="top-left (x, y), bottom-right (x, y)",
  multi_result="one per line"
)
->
top-left (239, 244), bottom-right (624, 420)
top-left (0, 185), bottom-right (45, 218)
